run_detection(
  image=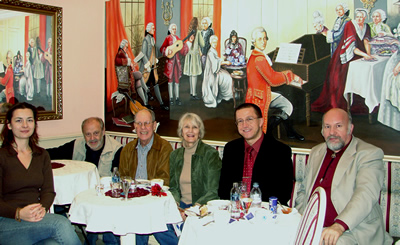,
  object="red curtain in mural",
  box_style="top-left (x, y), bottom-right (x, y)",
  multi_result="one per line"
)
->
top-left (145, 0), bottom-right (157, 40)
top-left (213, 0), bottom-right (221, 56)
top-left (24, 16), bottom-right (29, 64)
top-left (105, 0), bottom-right (137, 112)
top-left (180, 0), bottom-right (193, 40)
